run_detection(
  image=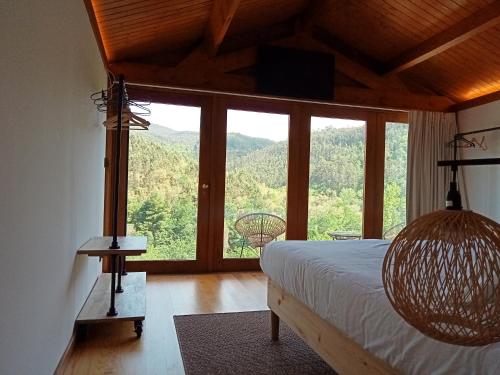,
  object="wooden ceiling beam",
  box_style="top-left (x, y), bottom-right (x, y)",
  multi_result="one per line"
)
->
top-left (311, 27), bottom-right (385, 75)
top-left (214, 47), bottom-right (258, 72)
top-left (296, 2), bottom-right (415, 92)
top-left (450, 90), bottom-right (500, 112)
top-left (287, 3), bottom-right (411, 93)
top-left (204, 0), bottom-right (241, 56)
top-left (297, 2), bottom-right (385, 75)
top-left (110, 62), bottom-right (255, 93)
top-left (218, 17), bottom-right (296, 55)
top-left (334, 86), bottom-right (454, 112)
top-left (210, 33), bottom-right (404, 91)
top-left (285, 32), bottom-right (408, 91)
top-left (178, 18), bottom-right (295, 70)
top-left (385, 2), bottom-right (500, 75)
top-left (295, 0), bottom-right (326, 31)
top-left (109, 62), bottom-right (454, 112)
